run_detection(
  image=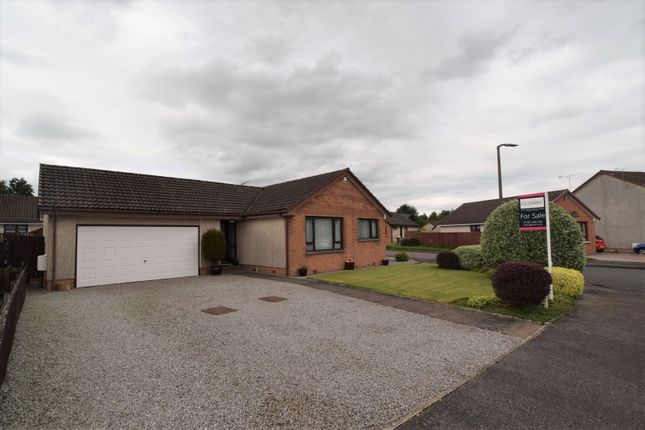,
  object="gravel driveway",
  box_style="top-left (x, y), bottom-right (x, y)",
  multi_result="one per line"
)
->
top-left (0, 275), bottom-right (521, 429)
